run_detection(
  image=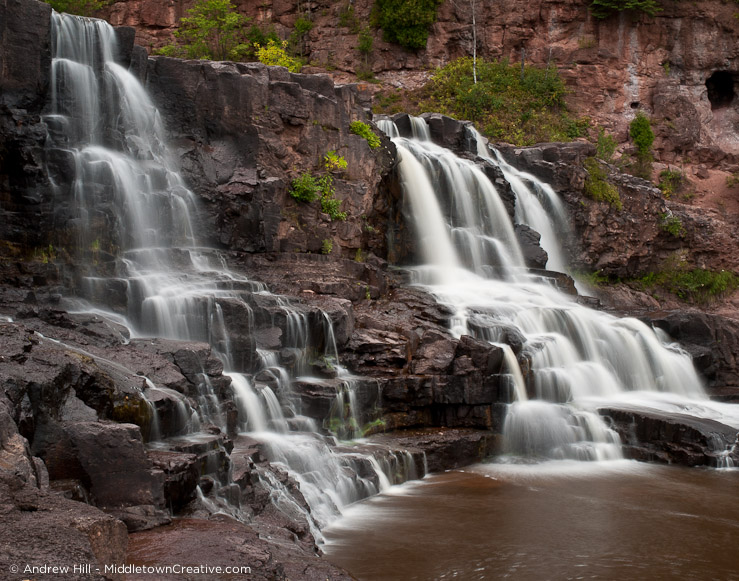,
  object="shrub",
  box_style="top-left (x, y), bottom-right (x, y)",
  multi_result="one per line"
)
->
top-left (727, 171), bottom-right (739, 188)
top-left (167, 0), bottom-right (249, 61)
top-left (350, 121), bottom-right (381, 148)
top-left (324, 150), bottom-right (348, 172)
top-left (289, 172), bottom-right (321, 202)
top-left (255, 40), bottom-right (302, 72)
top-left (629, 112), bottom-right (654, 179)
top-left (415, 56), bottom-right (581, 146)
top-left (289, 16), bottom-right (313, 57)
top-left (589, 0), bottom-right (662, 20)
top-left (321, 239), bottom-right (333, 254)
top-left (658, 169), bottom-right (684, 198)
top-left (372, 0), bottom-right (443, 50)
top-left (583, 157), bottom-right (622, 210)
top-left (44, 0), bottom-right (109, 16)
top-left (596, 127), bottom-right (618, 163)
top-left (658, 212), bottom-right (685, 238)
top-left (640, 268), bottom-right (739, 303)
